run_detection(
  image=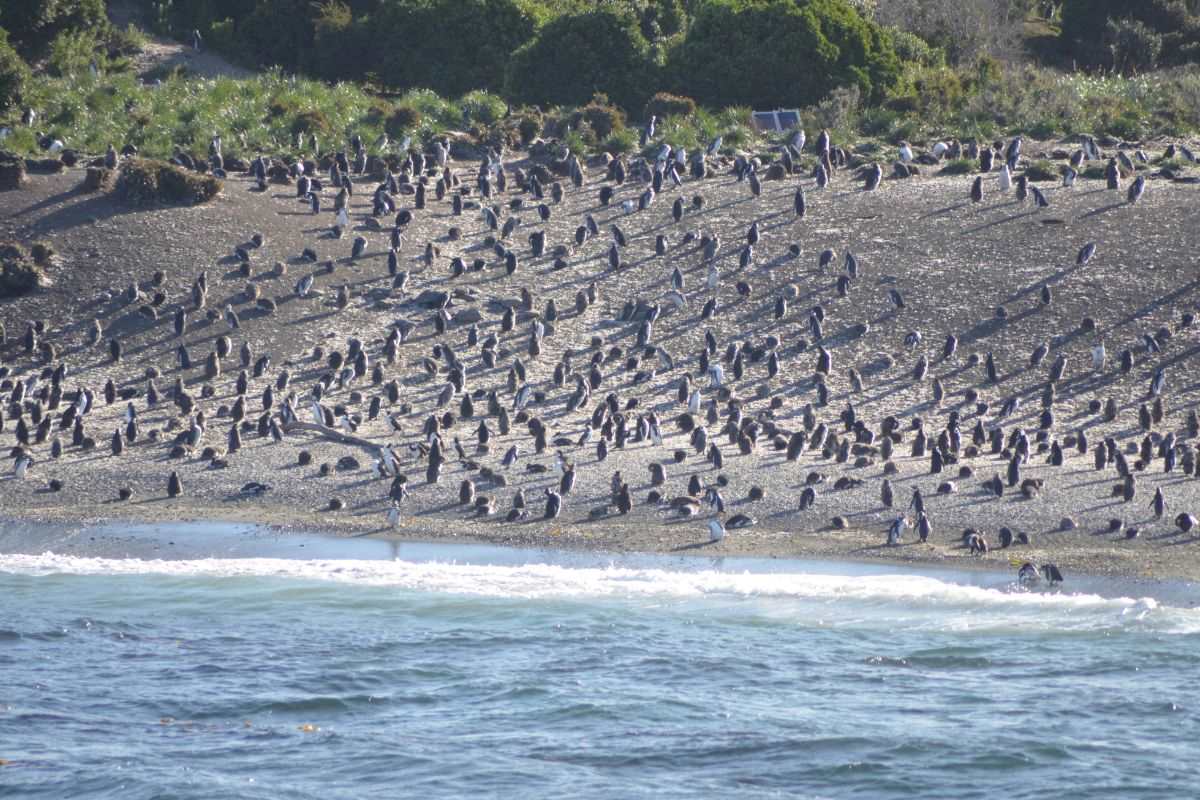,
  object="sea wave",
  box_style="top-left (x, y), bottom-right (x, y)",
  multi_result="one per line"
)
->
top-left (1, 551), bottom-right (1195, 634)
